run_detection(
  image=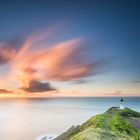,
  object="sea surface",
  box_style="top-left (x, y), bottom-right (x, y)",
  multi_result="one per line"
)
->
top-left (0, 97), bottom-right (140, 140)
